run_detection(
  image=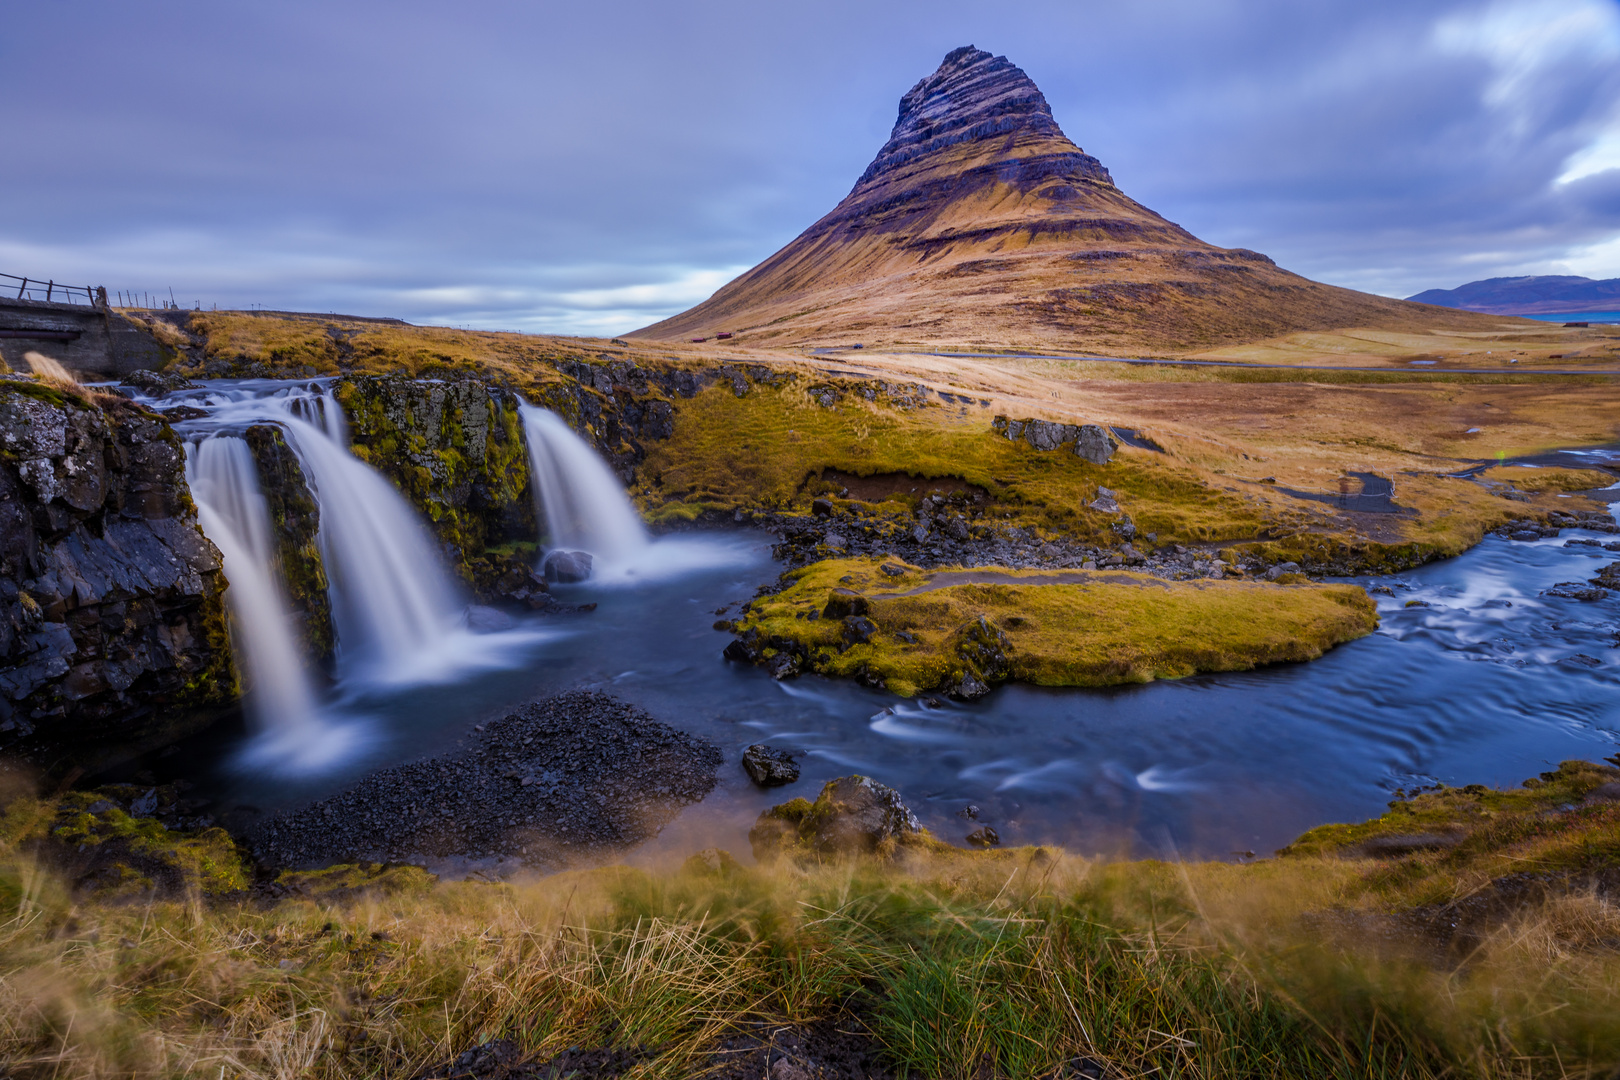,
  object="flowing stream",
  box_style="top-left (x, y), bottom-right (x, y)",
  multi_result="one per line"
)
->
top-left (137, 381), bottom-right (1620, 861)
